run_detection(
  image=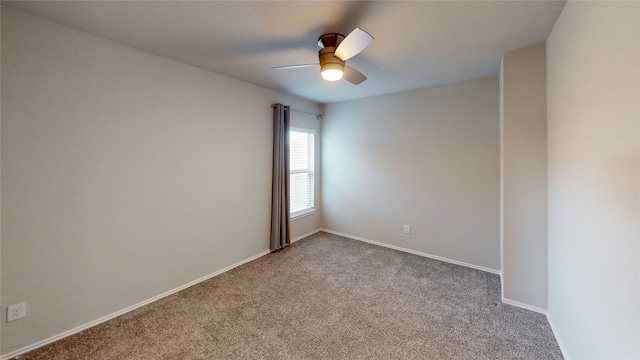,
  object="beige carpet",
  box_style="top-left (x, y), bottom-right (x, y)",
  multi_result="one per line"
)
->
top-left (20, 232), bottom-right (563, 359)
